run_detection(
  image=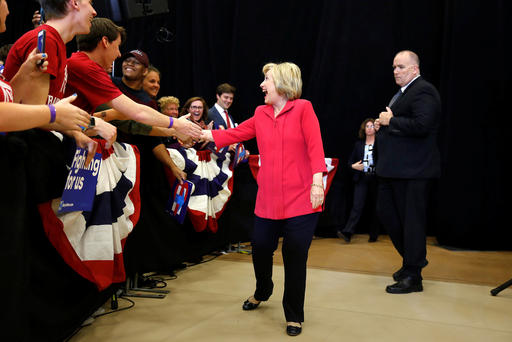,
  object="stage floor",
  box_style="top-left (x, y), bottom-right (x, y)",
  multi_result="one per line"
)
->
top-left (222, 235), bottom-right (512, 286)
top-left (70, 236), bottom-right (512, 341)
